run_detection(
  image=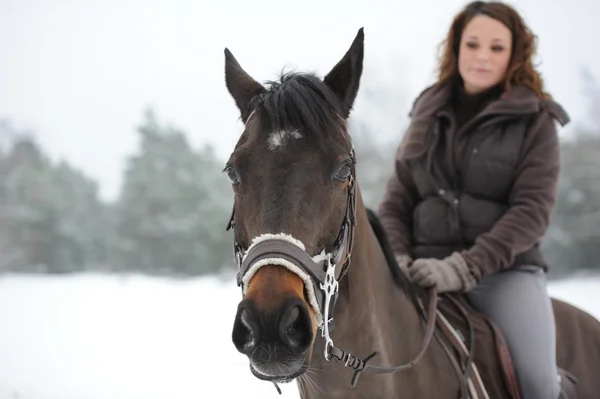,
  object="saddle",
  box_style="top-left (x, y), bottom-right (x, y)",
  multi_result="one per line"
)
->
top-left (427, 292), bottom-right (579, 399)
